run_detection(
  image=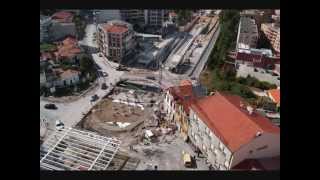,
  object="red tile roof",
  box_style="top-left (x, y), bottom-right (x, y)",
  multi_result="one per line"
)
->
top-left (190, 92), bottom-right (280, 152)
top-left (52, 11), bottom-right (74, 23)
top-left (168, 80), bottom-right (196, 114)
top-left (55, 37), bottom-right (81, 59)
top-left (268, 89), bottom-right (280, 105)
top-left (103, 24), bottom-right (128, 34)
